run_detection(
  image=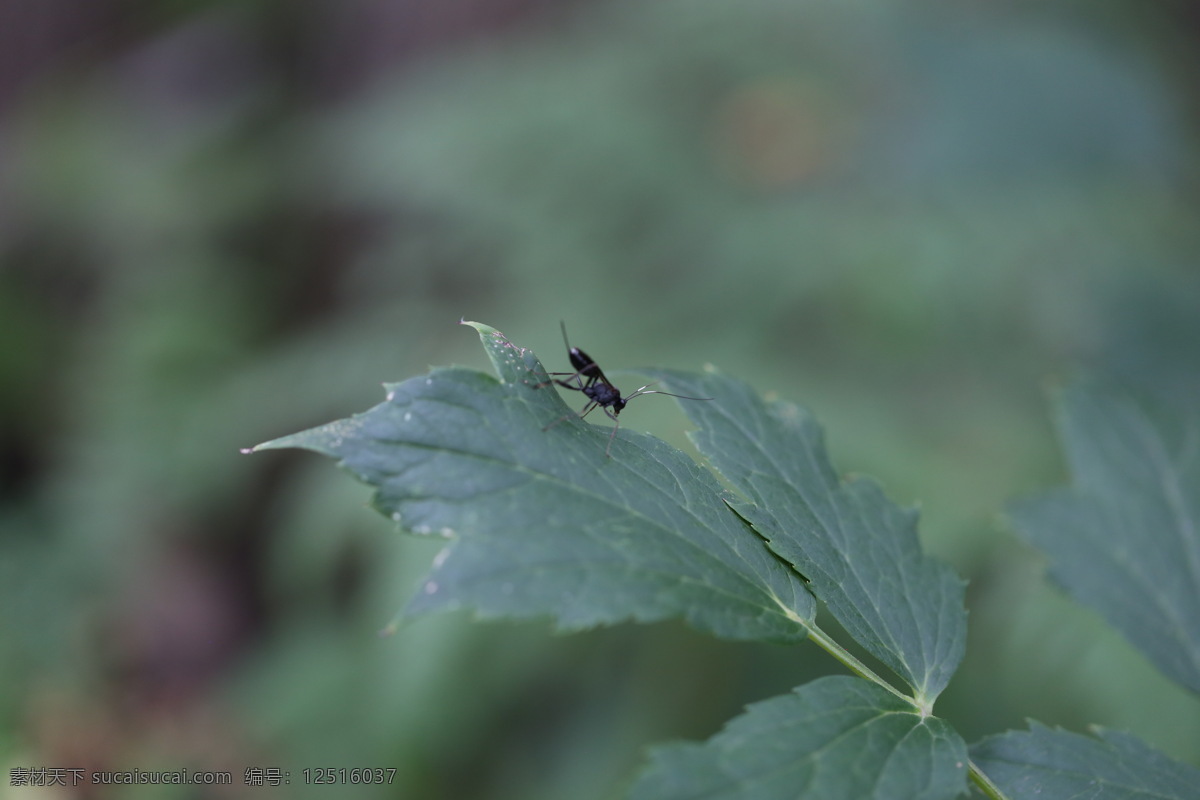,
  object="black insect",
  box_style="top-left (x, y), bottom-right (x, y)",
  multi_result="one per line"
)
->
top-left (536, 322), bottom-right (711, 457)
